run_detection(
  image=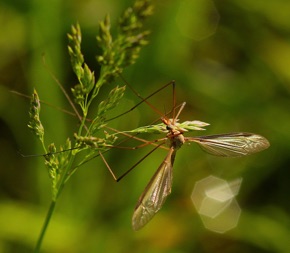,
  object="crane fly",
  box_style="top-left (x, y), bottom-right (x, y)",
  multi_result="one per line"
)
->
top-left (131, 100), bottom-right (270, 230)
top-left (13, 78), bottom-right (270, 231)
